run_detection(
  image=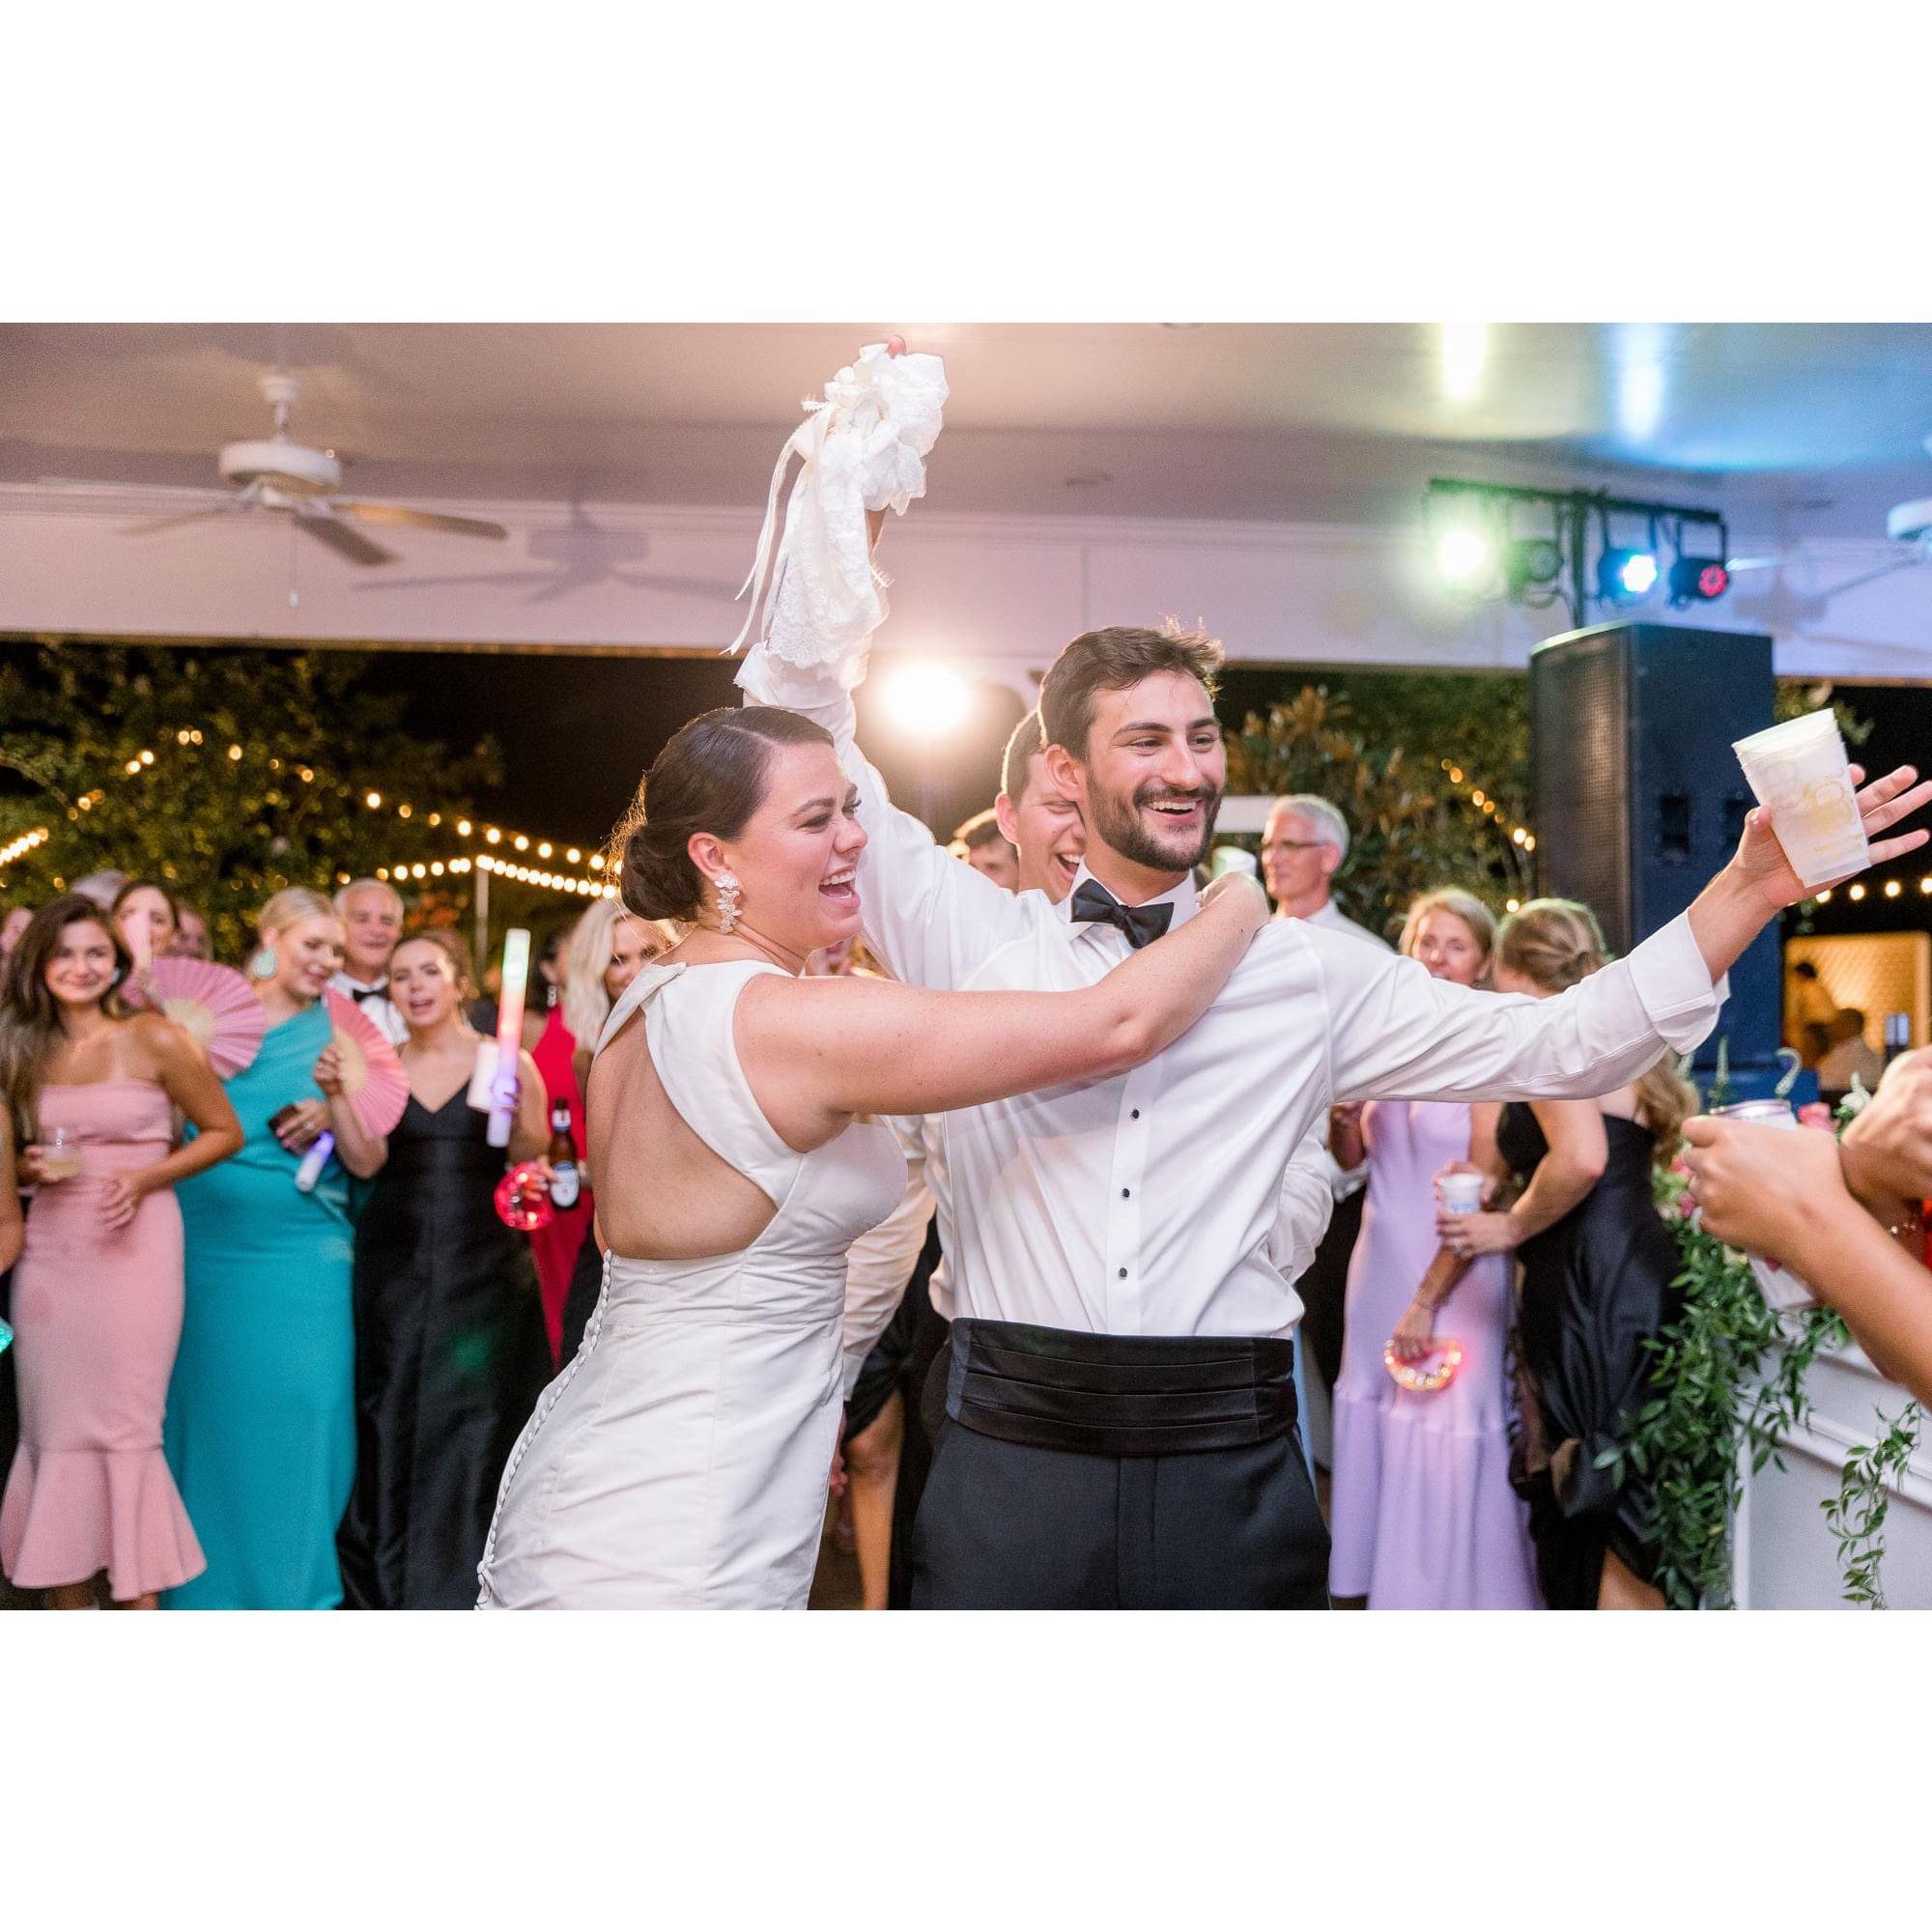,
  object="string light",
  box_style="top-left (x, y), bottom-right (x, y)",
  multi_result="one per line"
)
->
top-left (1850, 883), bottom-right (1867, 902)
top-left (0, 827), bottom-right (50, 867)
top-left (475, 850), bottom-right (616, 898)
top-left (57, 729), bottom-right (607, 906)
top-left (1438, 757), bottom-right (1535, 854)
top-left (1815, 889), bottom-right (1833, 904)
